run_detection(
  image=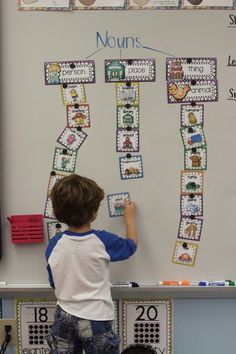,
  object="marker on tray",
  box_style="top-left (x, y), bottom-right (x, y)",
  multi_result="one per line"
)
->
top-left (158, 280), bottom-right (192, 286)
top-left (112, 281), bottom-right (139, 288)
top-left (198, 281), bottom-right (227, 286)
